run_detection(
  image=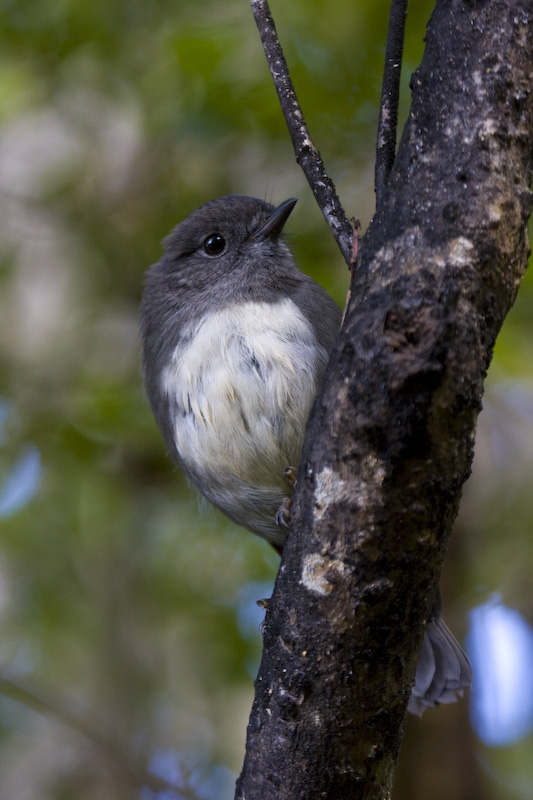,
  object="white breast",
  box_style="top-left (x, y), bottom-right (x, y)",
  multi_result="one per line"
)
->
top-left (160, 299), bottom-right (327, 541)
